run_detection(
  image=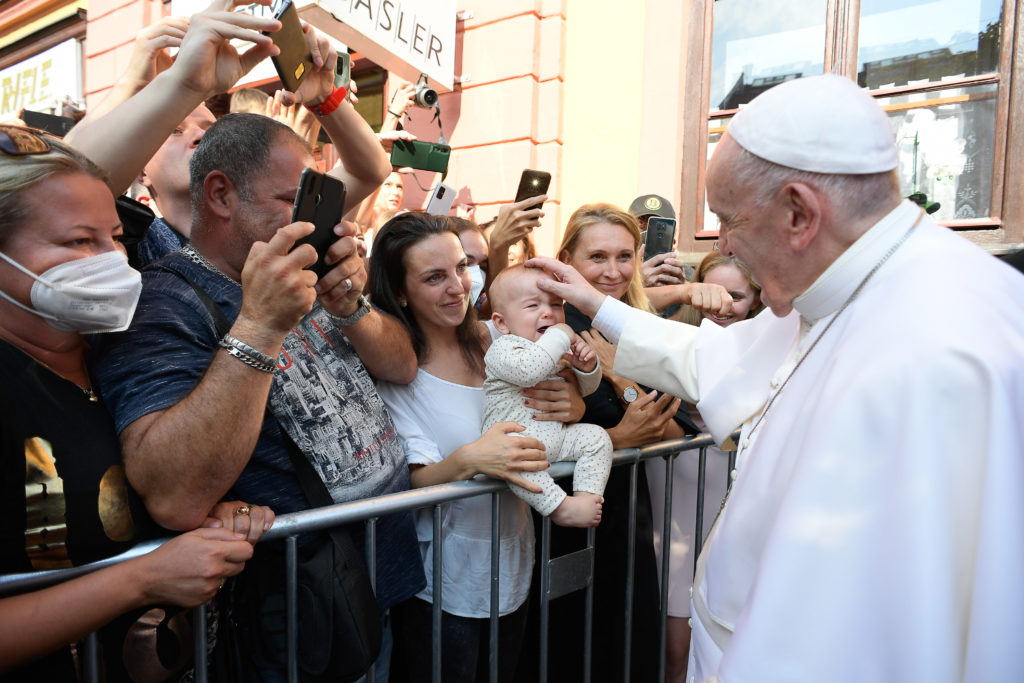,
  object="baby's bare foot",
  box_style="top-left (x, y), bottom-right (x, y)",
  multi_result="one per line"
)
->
top-left (549, 492), bottom-right (603, 528)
